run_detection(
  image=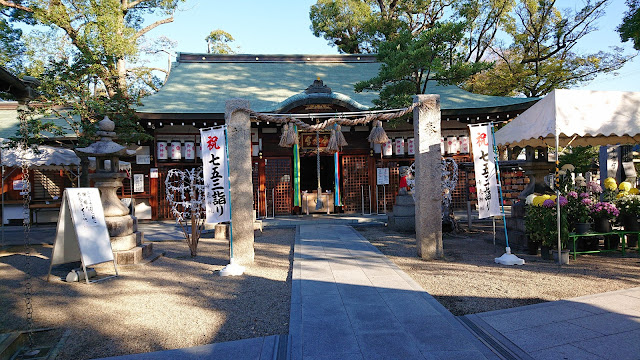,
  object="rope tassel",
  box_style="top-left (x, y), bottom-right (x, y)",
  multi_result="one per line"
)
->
top-left (335, 124), bottom-right (348, 147)
top-left (279, 123), bottom-right (290, 147)
top-left (367, 120), bottom-right (389, 144)
top-left (327, 128), bottom-right (339, 152)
